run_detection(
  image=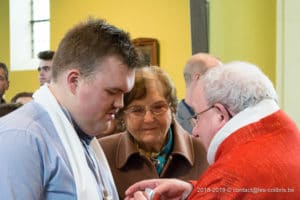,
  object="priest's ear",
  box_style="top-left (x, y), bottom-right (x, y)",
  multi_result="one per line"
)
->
top-left (213, 103), bottom-right (233, 123)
